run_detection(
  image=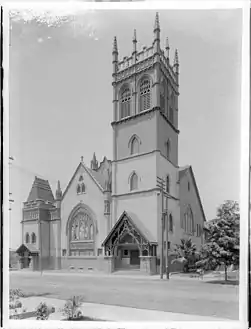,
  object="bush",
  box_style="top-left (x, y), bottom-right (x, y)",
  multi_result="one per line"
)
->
top-left (35, 302), bottom-right (55, 320)
top-left (9, 289), bottom-right (24, 319)
top-left (61, 296), bottom-right (84, 320)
